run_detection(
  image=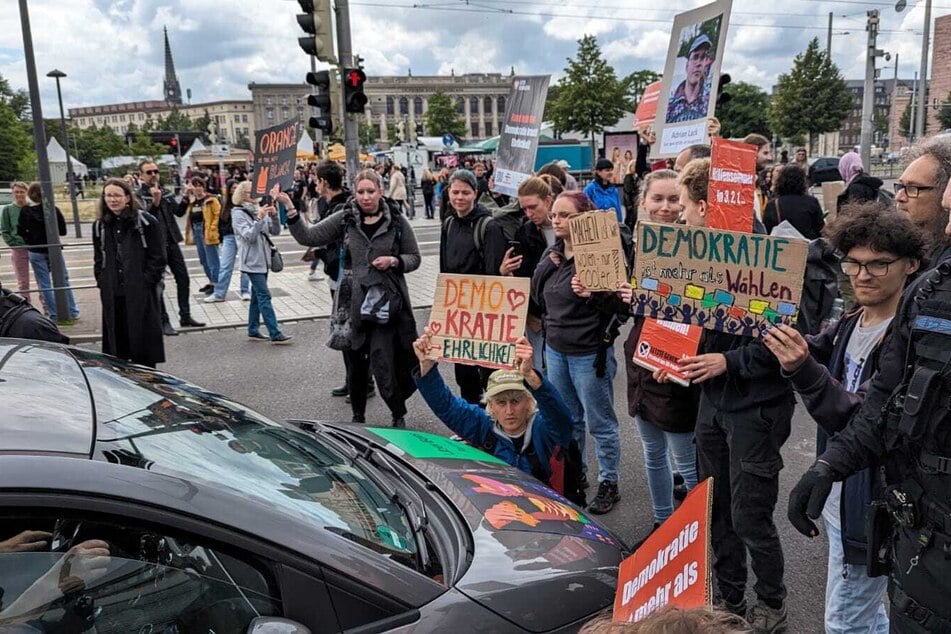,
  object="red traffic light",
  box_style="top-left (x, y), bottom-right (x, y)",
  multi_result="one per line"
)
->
top-left (345, 69), bottom-right (366, 88)
top-left (169, 138), bottom-right (178, 148)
